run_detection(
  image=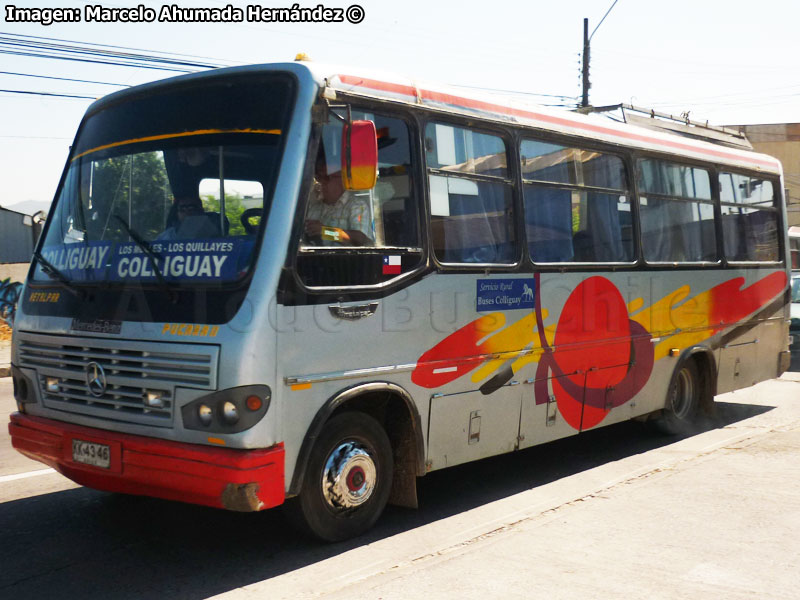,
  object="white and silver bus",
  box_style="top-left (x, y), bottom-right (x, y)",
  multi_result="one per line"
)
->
top-left (9, 61), bottom-right (792, 541)
top-left (789, 226), bottom-right (800, 269)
